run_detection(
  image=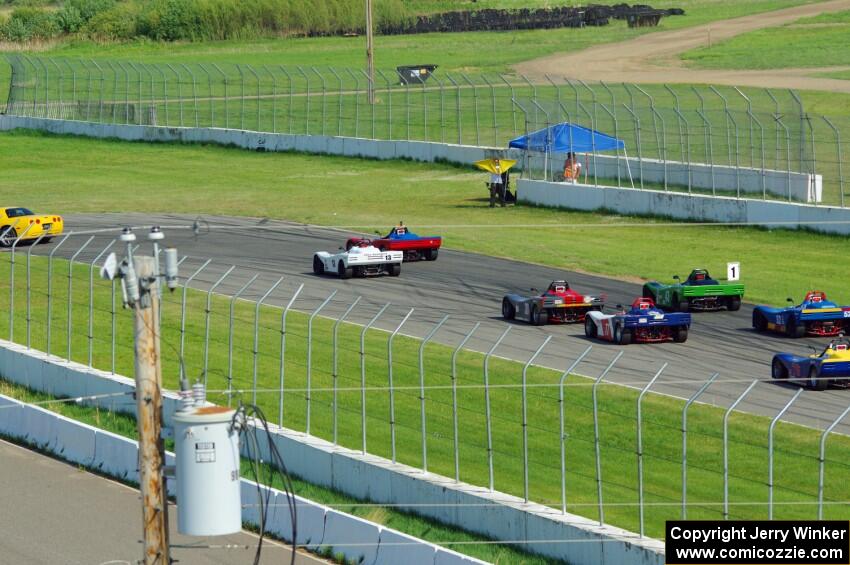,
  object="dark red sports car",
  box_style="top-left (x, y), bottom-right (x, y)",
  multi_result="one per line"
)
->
top-left (346, 225), bottom-right (442, 262)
